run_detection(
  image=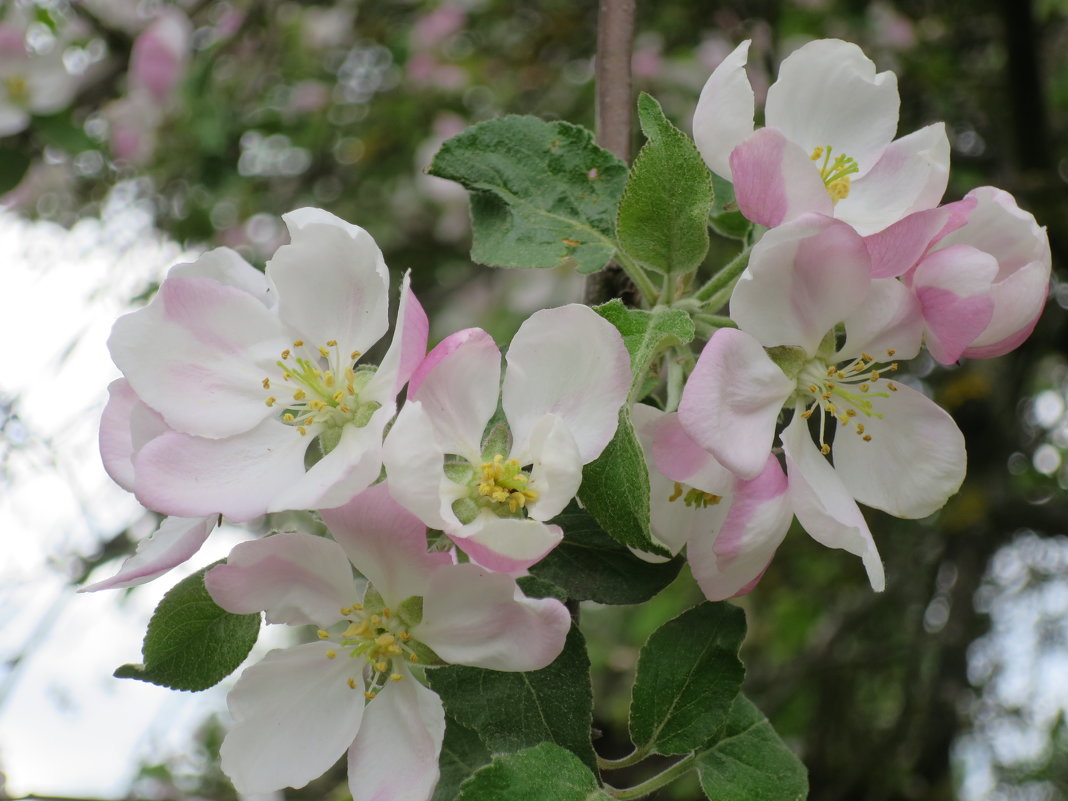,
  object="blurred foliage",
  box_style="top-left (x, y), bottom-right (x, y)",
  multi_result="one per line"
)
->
top-left (7, 0), bottom-right (1068, 799)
